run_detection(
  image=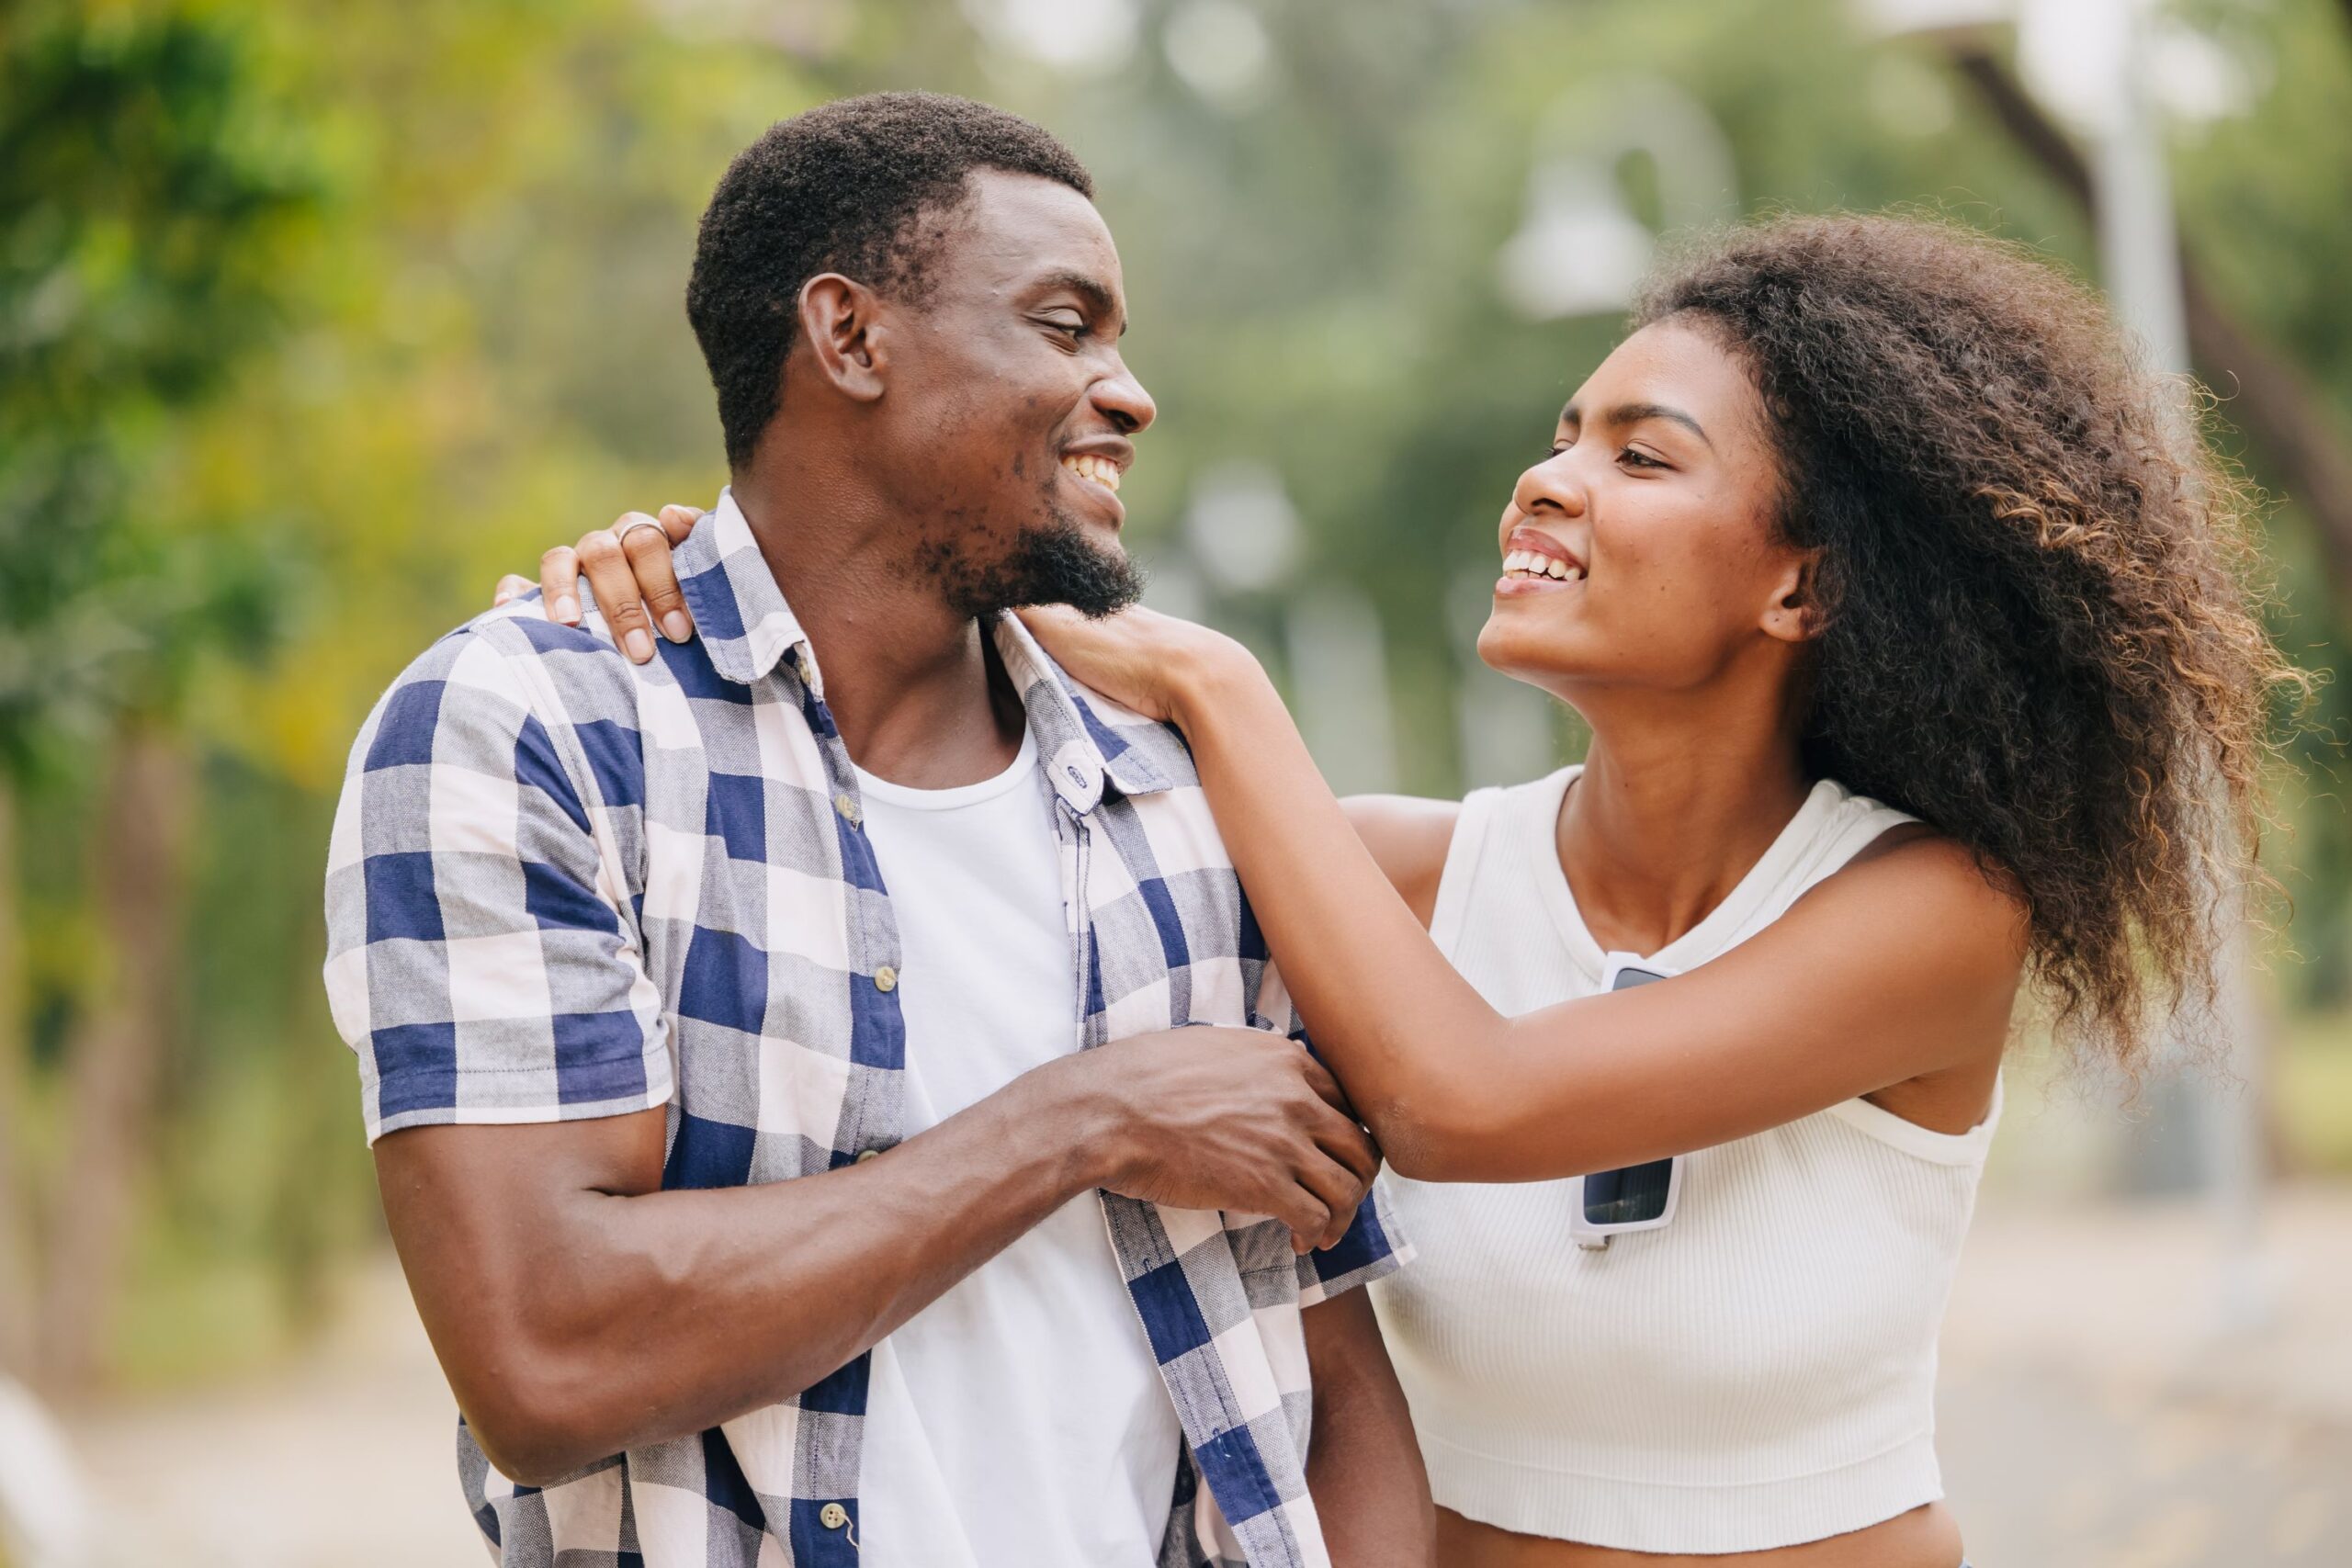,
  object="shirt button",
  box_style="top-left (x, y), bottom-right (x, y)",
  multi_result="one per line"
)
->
top-left (855, 1148), bottom-right (879, 1164)
top-left (873, 965), bottom-right (897, 993)
top-left (819, 1502), bottom-right (848, 1530)
top-left (795, 650), bottom-right (815, 684)
top-left (833, 792), bottom-right (861, 826)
